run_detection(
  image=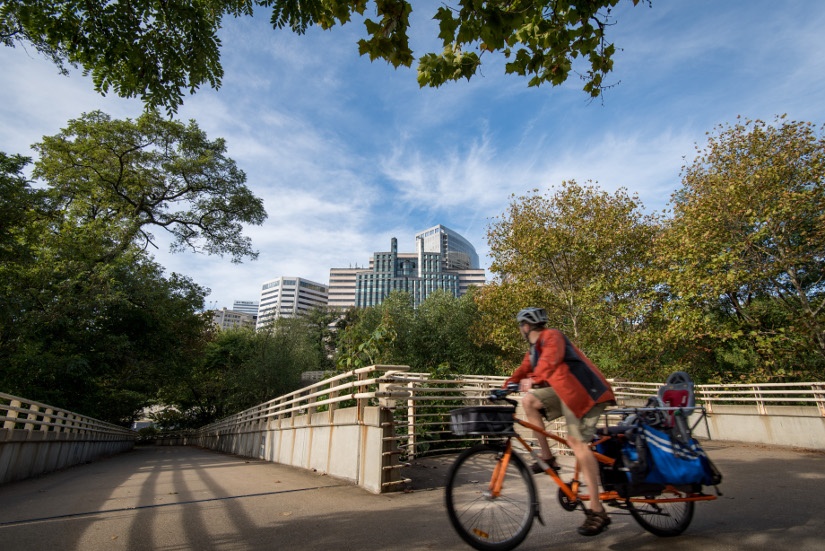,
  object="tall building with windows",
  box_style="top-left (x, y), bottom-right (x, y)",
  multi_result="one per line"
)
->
top-left (329, 225), bottom-right (486, 309)
top-left (232, 300), bottom-right (259, 317)
top-left (416, 225), bottom-right (480, 270)
top-left (328, 267), bottom-right (363, 310)
top-left (256, 277), bottom-right (328, 330)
